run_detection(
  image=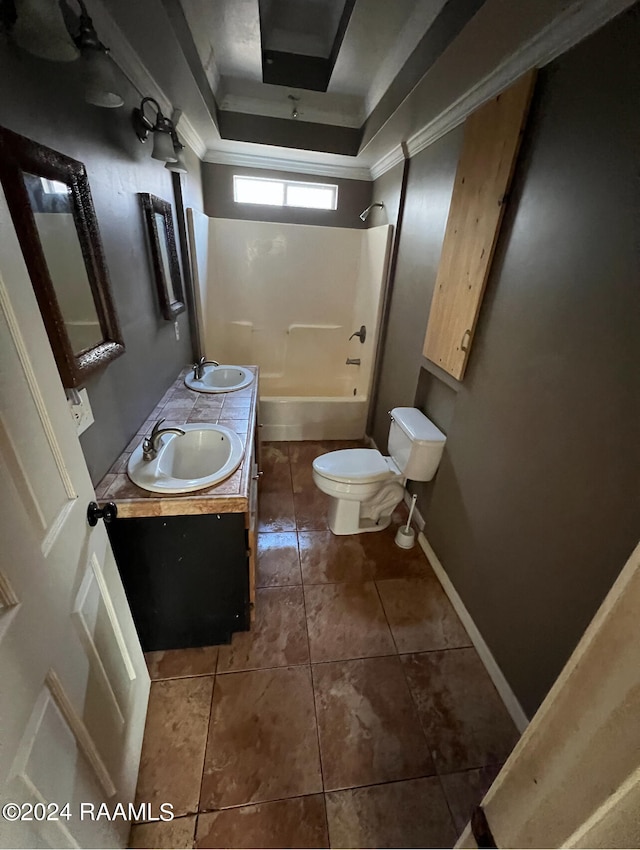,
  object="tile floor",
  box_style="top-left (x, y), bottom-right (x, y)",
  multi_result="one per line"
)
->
top-left (129, 441), bottom-right (520, 849)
